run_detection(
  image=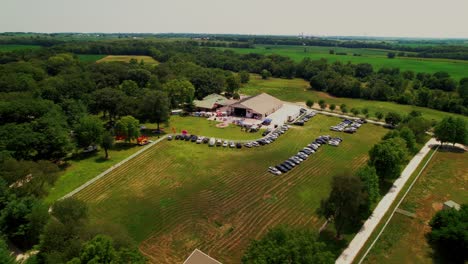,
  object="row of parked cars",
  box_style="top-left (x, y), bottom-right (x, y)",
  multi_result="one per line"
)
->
top-left (168, 134), bottom-right (244, 148)
top-left (268, 135), bottom-right (344, 175)
top-left (244, 125), bottom-right (290, 148)
top-left (330, 118), bottom-right (365, 133)
top-left (293, 111), bottom-right (316, 126)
